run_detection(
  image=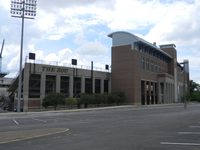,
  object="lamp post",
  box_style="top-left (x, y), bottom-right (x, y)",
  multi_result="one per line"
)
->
top-left (11, 0), bottom-right (37, 112)
top-left (180, 61), bottom-right (186, 109)
top-left (91, 61), bottom-right (93, 94)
